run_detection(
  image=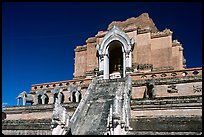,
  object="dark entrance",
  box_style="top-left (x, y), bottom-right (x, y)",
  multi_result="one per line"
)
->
top-left (108, 41), bottom-right (123, 75)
